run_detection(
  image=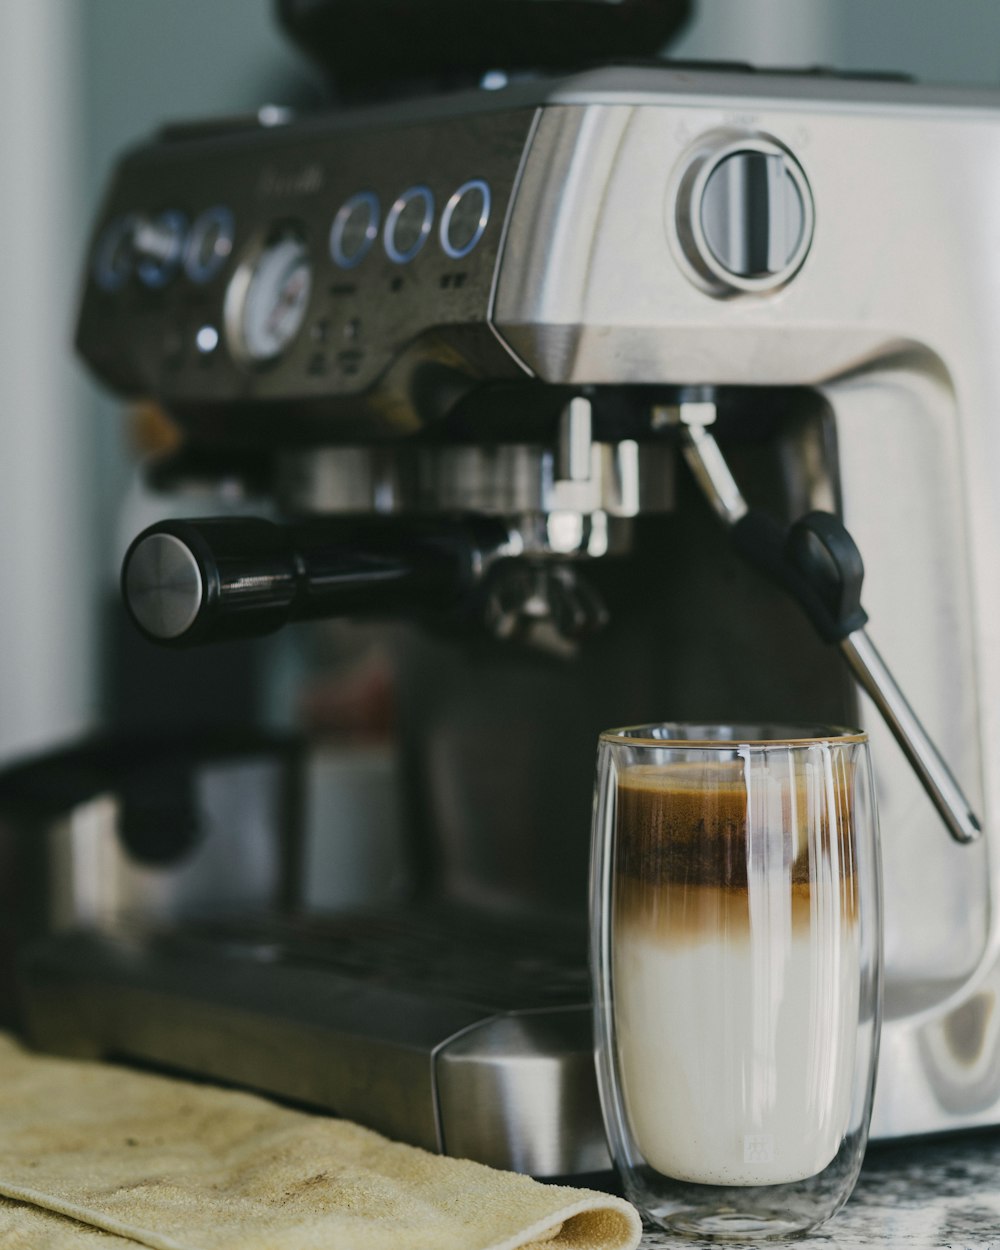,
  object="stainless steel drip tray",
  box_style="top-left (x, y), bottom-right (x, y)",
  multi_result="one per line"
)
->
top-left (17, 906), bottom-right (609, 1177)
